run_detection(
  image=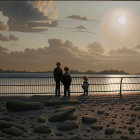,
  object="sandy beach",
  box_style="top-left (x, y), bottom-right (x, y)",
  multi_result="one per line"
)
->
top-left (0, 94), bottom-right (140, 139)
